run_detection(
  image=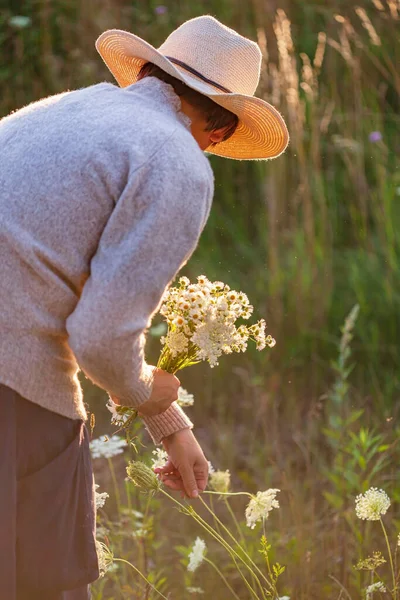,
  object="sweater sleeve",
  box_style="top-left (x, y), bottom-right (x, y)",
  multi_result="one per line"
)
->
top-left (66, 133), bottom-right (213, 442)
